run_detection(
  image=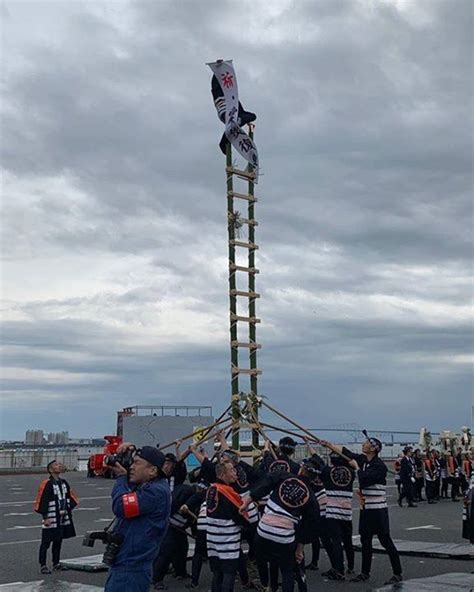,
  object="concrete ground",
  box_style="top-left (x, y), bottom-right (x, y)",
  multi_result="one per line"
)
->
top-left (0, 472), bottom-right (472, 591)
